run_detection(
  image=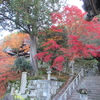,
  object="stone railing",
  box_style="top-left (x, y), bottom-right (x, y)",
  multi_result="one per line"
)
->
top-left (52, 68), bottom-right (84, 100)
